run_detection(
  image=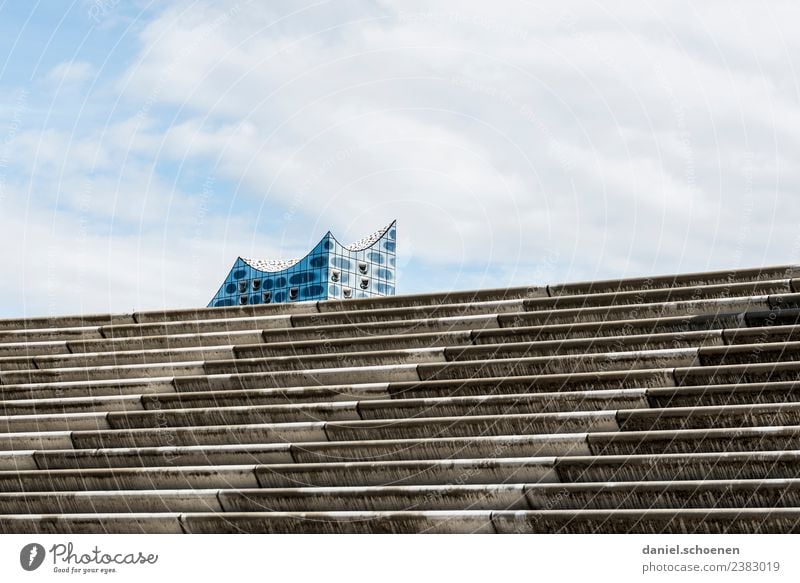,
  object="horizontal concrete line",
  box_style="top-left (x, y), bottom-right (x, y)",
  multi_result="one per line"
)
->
top-left (0, 328), bottom-right (733, 377)
top-left (524, 279), bottom-right (793, 312)
top-left (697, 340), bottom-right (800, 366)
top-left (25, 434), bottom-right (589, 469)
top-left (489, 508), bottom-right (800, 534)
top-left (645, 381), bottom-right (800, 408)
top-left (100, 315), bottom-right (293, 339)
top-left (0, 458), bottom-right (560, 492)
top-left (2, 304), bottom-right (789, 360)
top-left (288, 300), bottom-right (527, 329)
top-left (0, 513), bottom-right (185, 534)
top-left (547, 265), bottom-right (800, 296)
top-left (6, 424), bottom-right (799, 470)
top-left (3, 479), bottom-right (799, 515)
top-left (503, 296), bottom-right (771, 329)
top-left (2, 506), bottom-right (799, 534)
top-left (14, 382), bottom-right (778, 418)
top-left (25, 410), bottom-right (620, 443)
top-left (2, 450), bottom-right (800, 493)
top-left (552, 450), bottom-right (800, 483)
top-left (675, 361), bottom-right (800, 386)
